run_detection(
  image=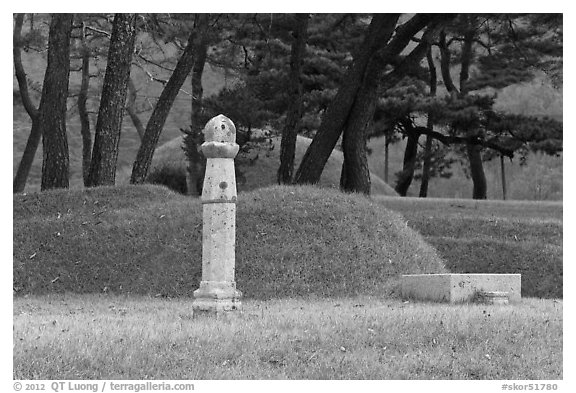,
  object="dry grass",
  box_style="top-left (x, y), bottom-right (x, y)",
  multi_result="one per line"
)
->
top-left (13, 294), bottom-right (562, 380)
